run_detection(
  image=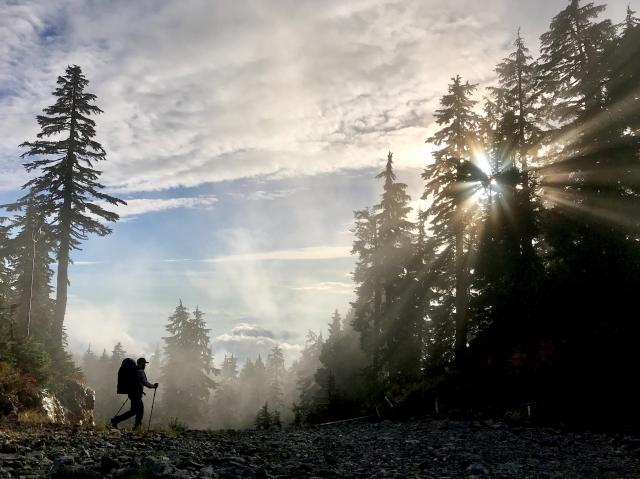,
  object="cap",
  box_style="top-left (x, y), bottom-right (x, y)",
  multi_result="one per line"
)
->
top-left (137, 357), bottom-right (149, 364)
